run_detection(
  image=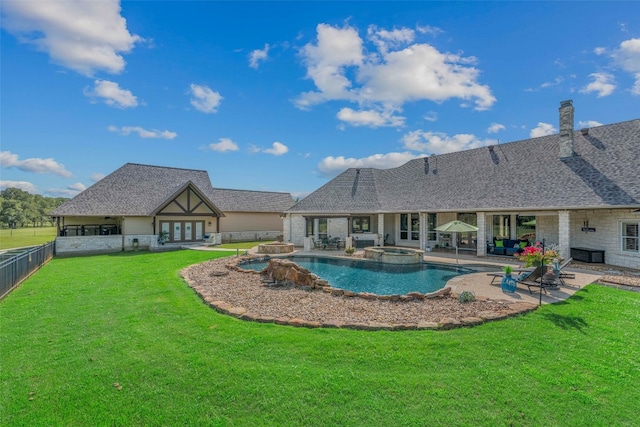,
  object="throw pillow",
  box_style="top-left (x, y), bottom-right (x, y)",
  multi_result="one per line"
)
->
top-left (495, 240), bottom-right (504, 248)
top-left (519, 242), bottom-right (528, 248)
